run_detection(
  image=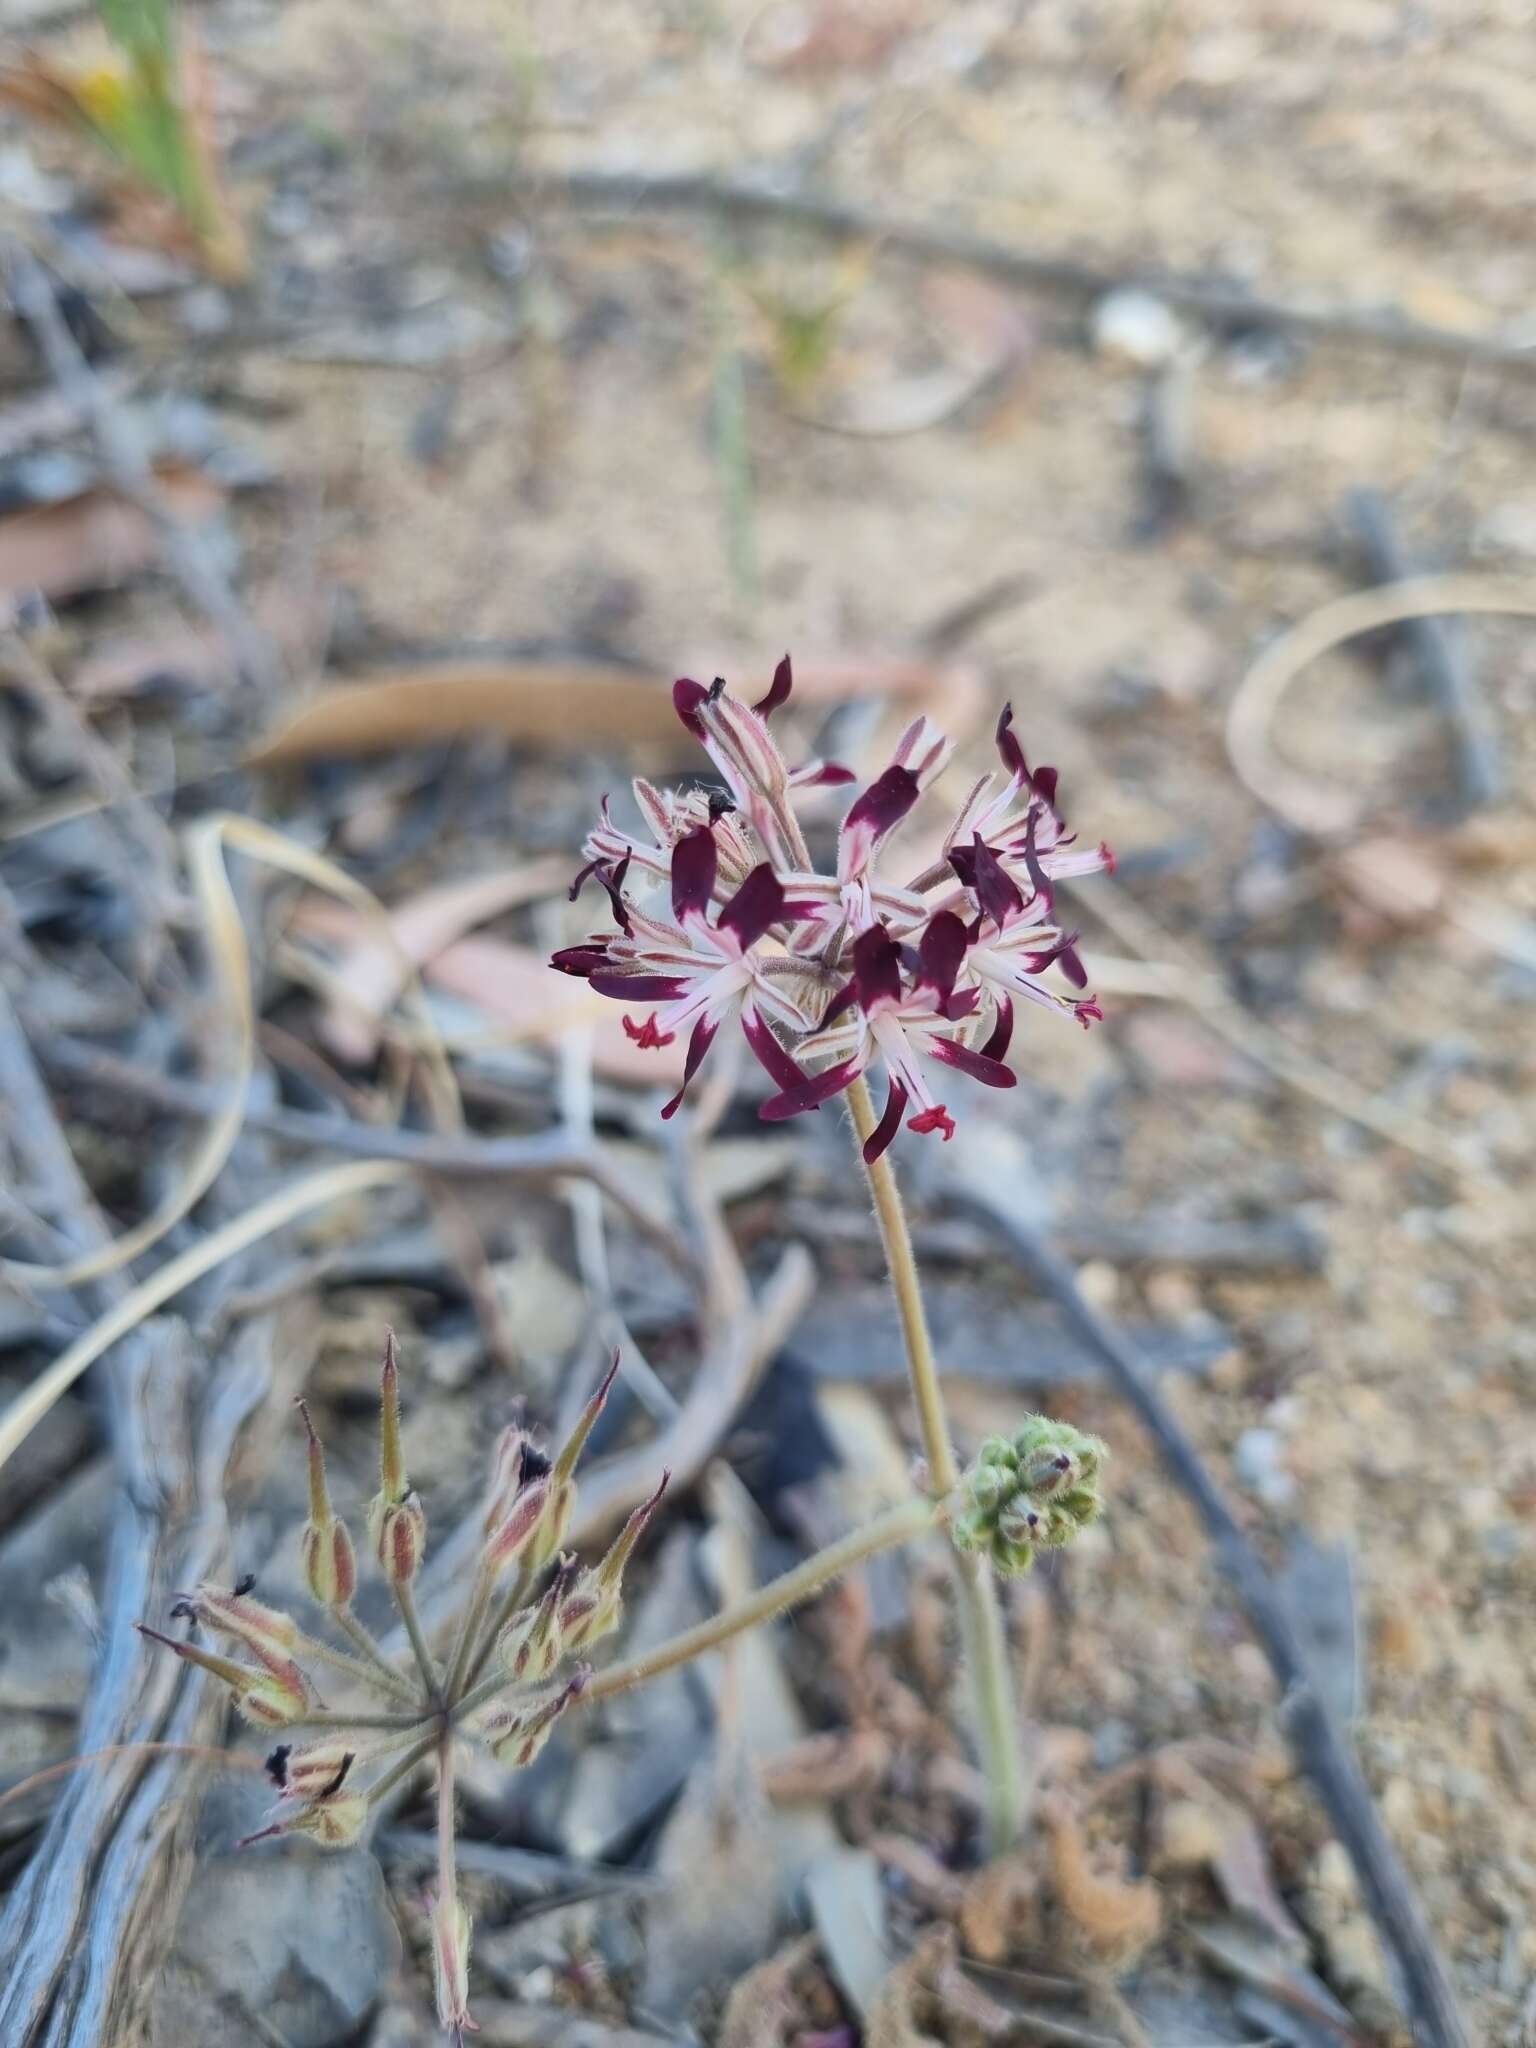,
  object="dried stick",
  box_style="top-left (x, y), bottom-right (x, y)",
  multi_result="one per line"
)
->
top-left (512, 166), bottom-right (1536, 375)
top-left (34, 1033), bottom-right (692, 1269)
top-left (5, 247), bottom-right (278, 696)
top-left (955, 1175), bottom-right (1470, 2048)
